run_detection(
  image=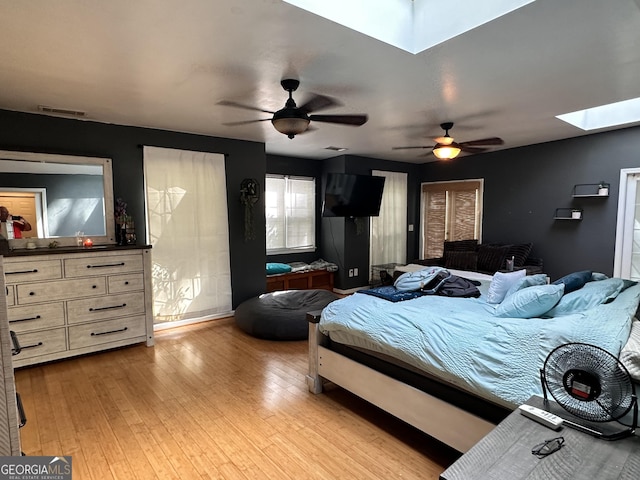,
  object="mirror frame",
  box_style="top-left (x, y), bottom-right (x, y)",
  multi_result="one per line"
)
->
top-left (0, 149), bottom-right (115, 248)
